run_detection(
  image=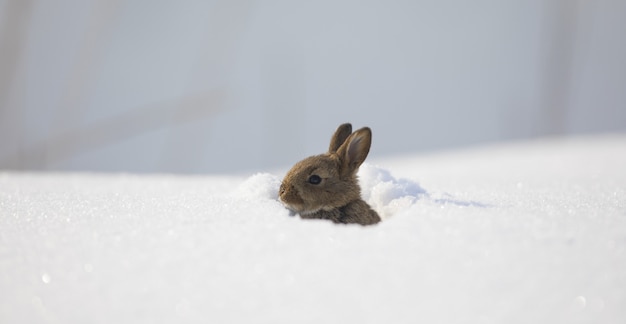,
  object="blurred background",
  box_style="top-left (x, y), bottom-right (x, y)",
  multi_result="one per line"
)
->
top-left (1, 0), bottom-right (625, 174)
